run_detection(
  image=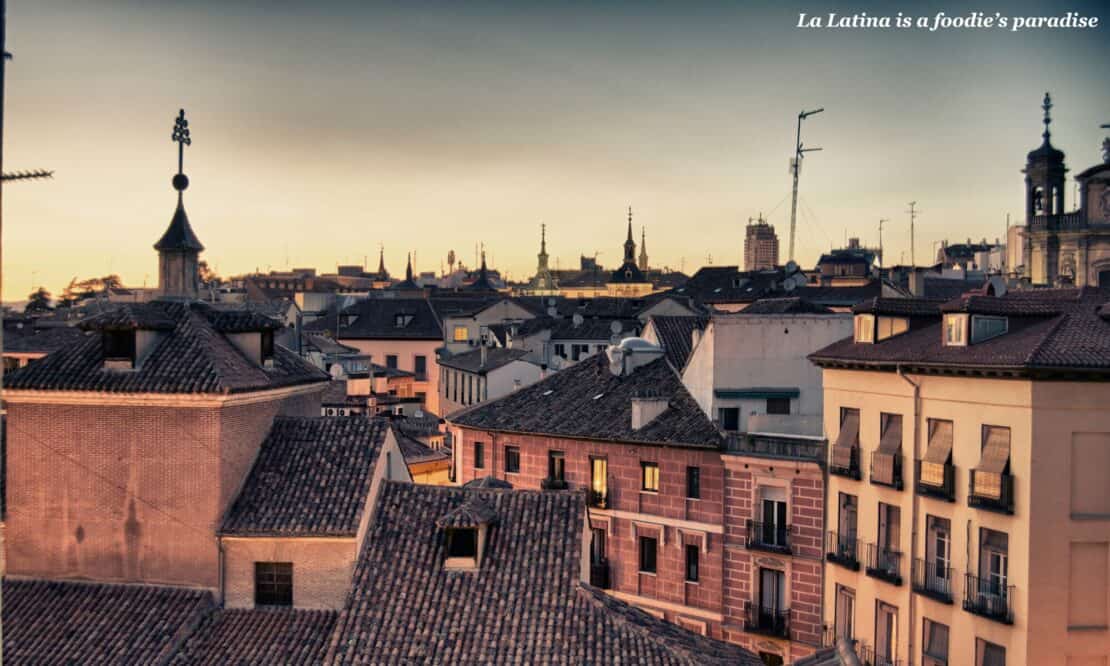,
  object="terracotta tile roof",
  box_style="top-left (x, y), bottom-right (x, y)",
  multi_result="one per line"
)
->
top-left (4, 301), bottom-right (328, 395)
top-left (2, 325), bottom-right (85, 354)
top-left (326, 482), bottom-right (760, 665)
top-left (77, 302), bottom-right (177, 331)
top-left (648, 315), bottom-right (709, 370)
top-left (451, 353), bottom-right (722, 449)
top-left (169, 608), bottom-right (337, 665)
top-left (435, 497), bottom-right (498, 527)
top-left (392, 424), bottom-right (450, 465)
top-left (2, 579), bottom-right (212, 664)
top-left (812, 288), bottom-right (1110, 373)
top-left (438, 347), bottom-right (533, 373)
top-left (220, 417), bottom-right (387, 537)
